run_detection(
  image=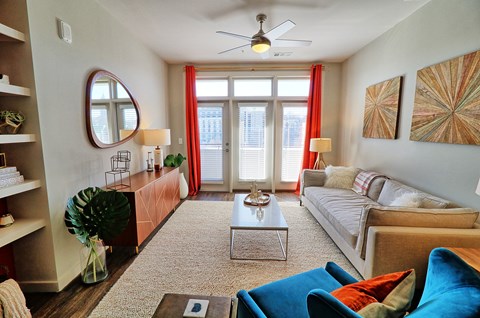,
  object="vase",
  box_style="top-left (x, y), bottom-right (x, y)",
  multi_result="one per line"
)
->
top-left (179, 172), bottom-right (188, 199)
top-left (80, 237), bottom-right (108, 284)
